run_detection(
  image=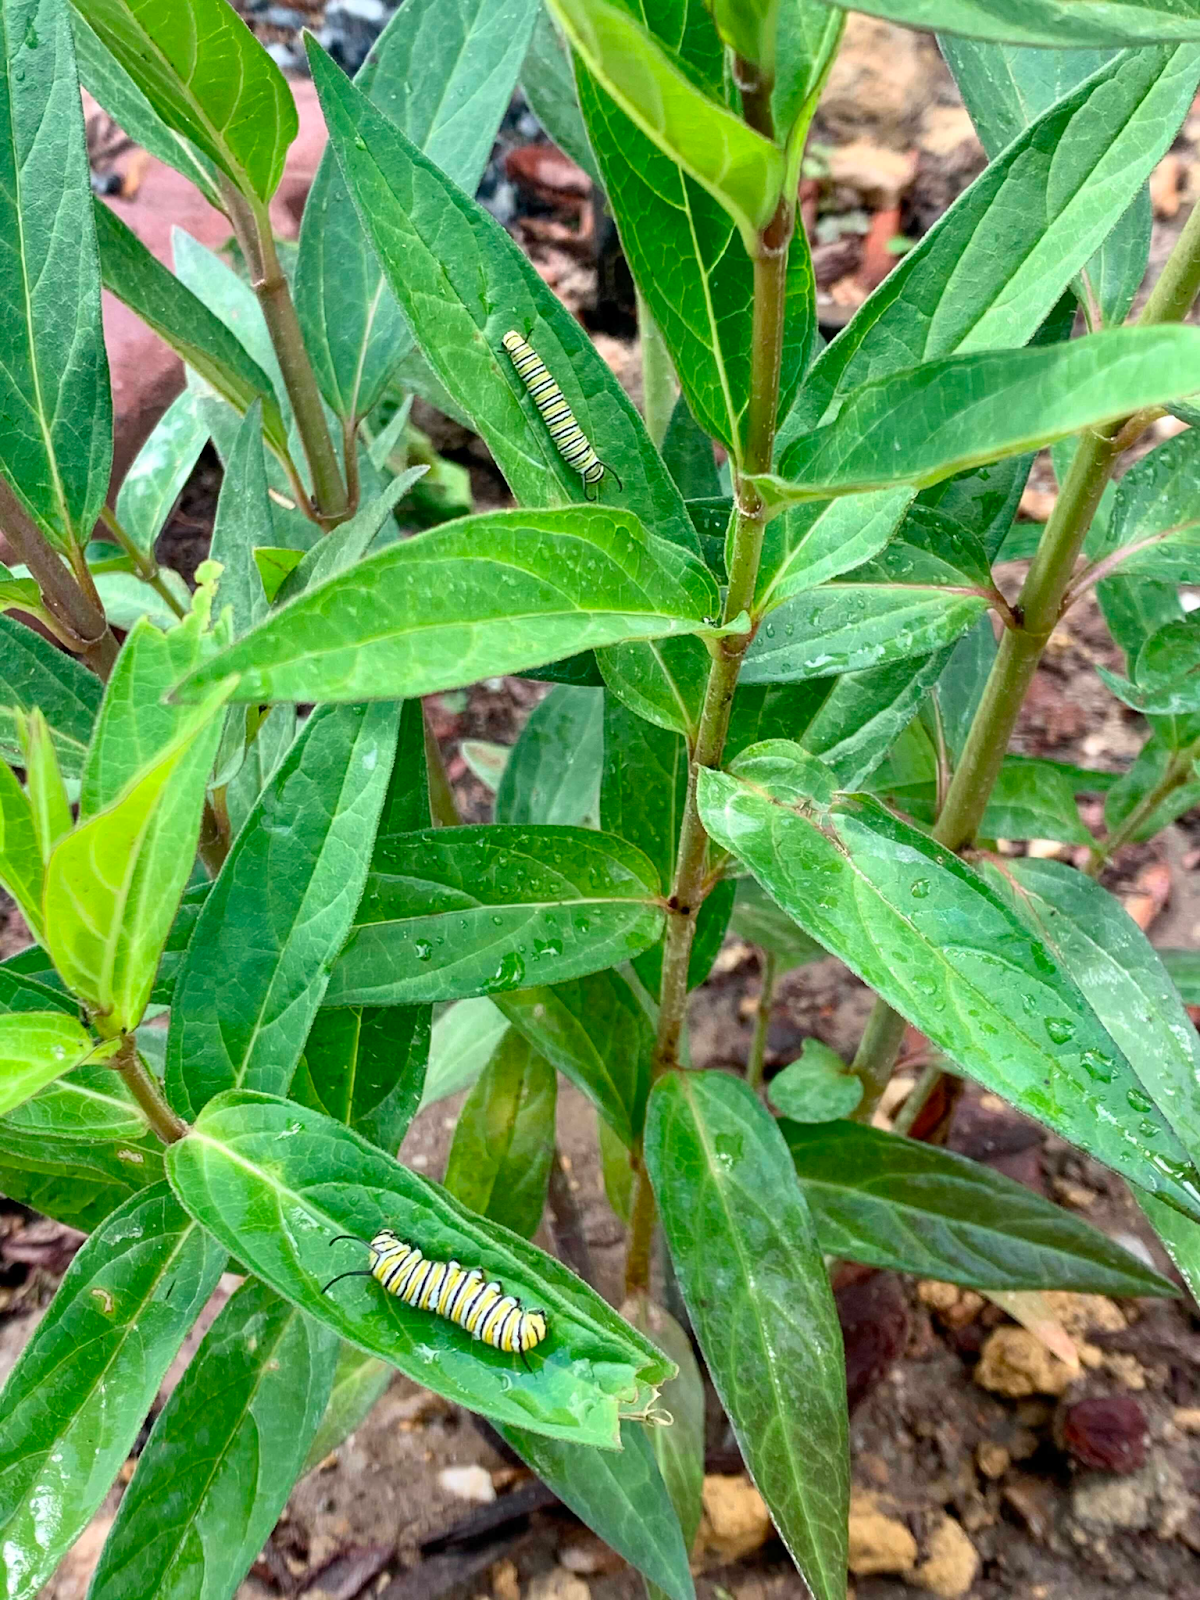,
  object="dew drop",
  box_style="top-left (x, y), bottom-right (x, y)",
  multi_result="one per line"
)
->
top-left (414, 939), bottom-right (433, 962)
top-left (1043, 1016), bottom-right (1075, 1045)
top-left (910, 878), bottom-right (930, 899)
top-left (1126, 1087), bottom-right (1154, 1113)
top-left (1079, 1047), bottom-right (1114, 1082)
